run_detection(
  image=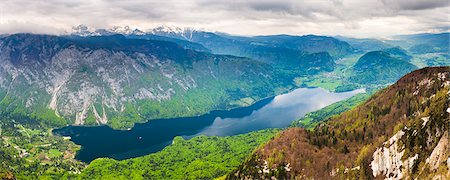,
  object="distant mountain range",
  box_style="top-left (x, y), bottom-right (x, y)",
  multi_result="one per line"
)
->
top-left (392, 33), bottom-right (450, 54)
top-left (71, 25), bottom-right (355, 65)
top-left (70, 25), bottom-right (450, 55)
top-left (337, 33), bottom-right (450, 55)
